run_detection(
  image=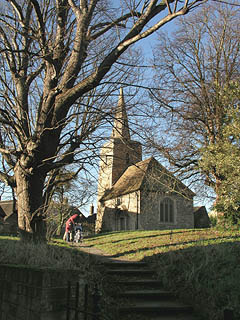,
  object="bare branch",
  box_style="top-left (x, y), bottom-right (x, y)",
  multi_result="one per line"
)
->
top-left (164, 0), bottom-right (172, 14)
